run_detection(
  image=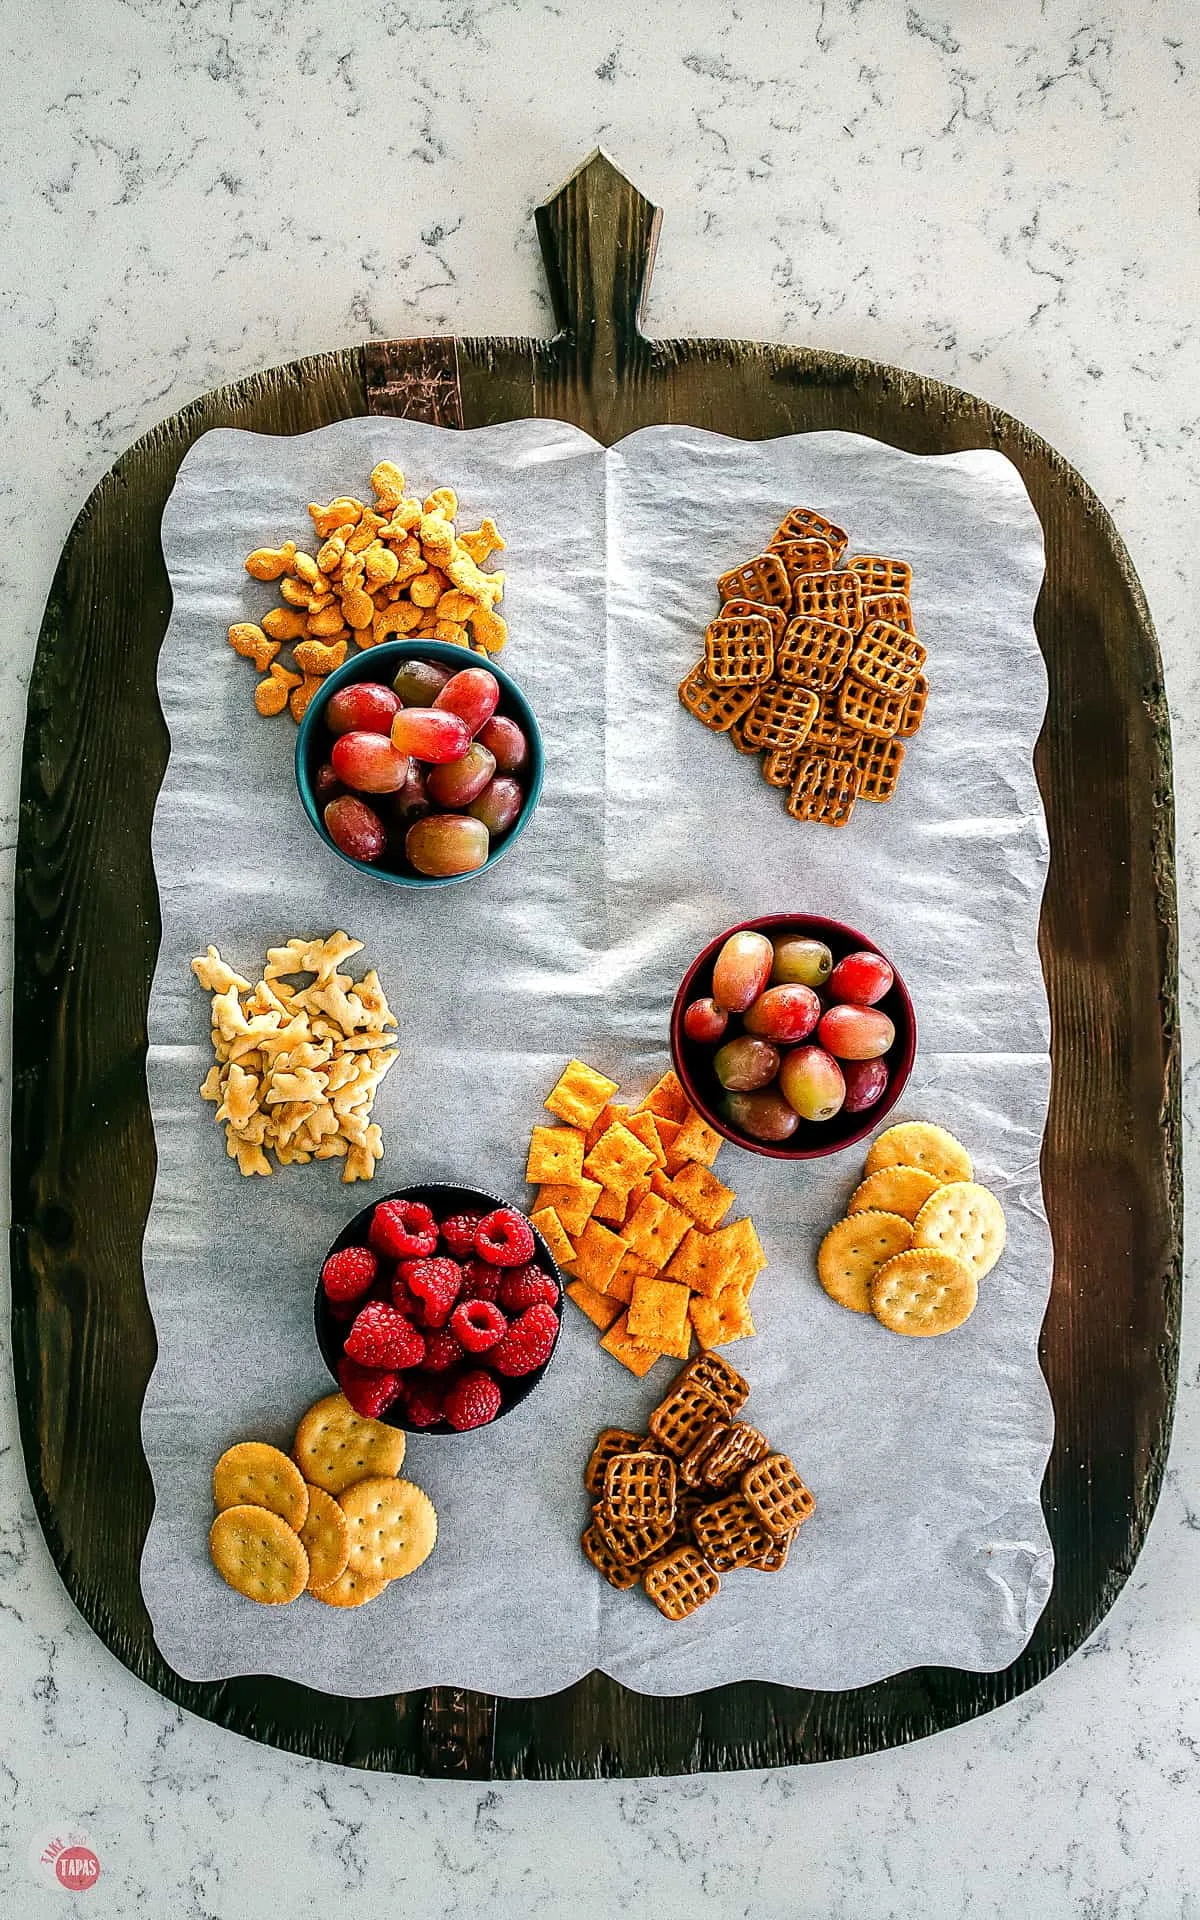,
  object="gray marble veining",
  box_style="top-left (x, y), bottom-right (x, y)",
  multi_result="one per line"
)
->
top-left (1, 2), bottom-right (1197, 1915)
